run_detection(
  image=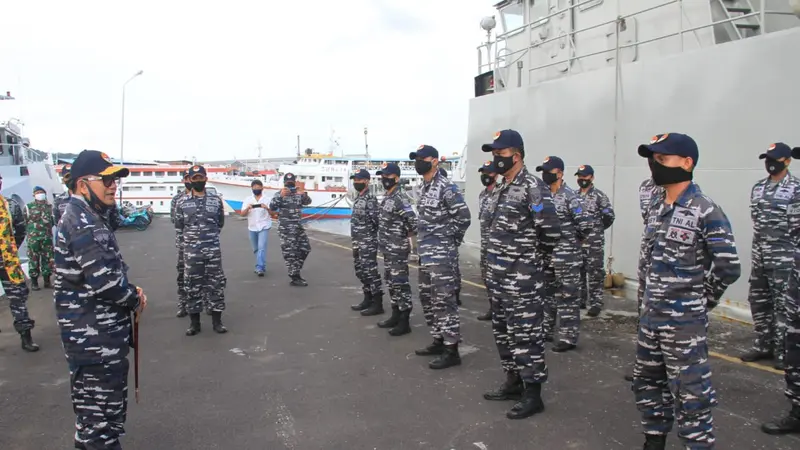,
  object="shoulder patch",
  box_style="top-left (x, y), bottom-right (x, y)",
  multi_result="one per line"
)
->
top-left (92, 227), bottom-right (112, 247)
top-left (788, 203), bottom-right (800, 215)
